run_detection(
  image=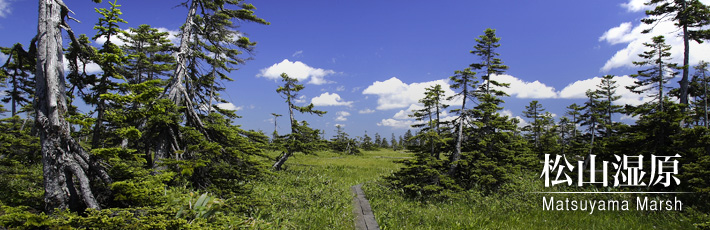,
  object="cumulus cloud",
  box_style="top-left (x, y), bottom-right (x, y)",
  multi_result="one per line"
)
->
top-left (377, 118), bottom-right (415, 129)
top-left (600, 2), bottom-right (710, 72)
top-left (294, 95), bottom-right (307, 104)
top-left (0, 0), bottom-right (11, 18)
top-left (95, 27), bottom-right (180, 47)
top-left (0, 52), bottom-right (8, 65)
top-left (362, 77), bottom-right (459, 110)
top-left (257, 59), bottom-right (336, 85)
top-left (358, 108), bottom-right (375, 114)
top-left (620, 0), bottom-right (651, 12)
top-left (62, 59), bottom-right (103, 75)
top-left (311, 92), bottom-right (353, 106)
top-left (558, 75), bottom-right (652, 106)
top-left (335, 111), bottom-right (350, 121)
top-left (493, 74), bottom-right (559, 99)
top-left (216, 102), bottom-right (242, 111)
top-left (499, 109), bottom-right (529, 128)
